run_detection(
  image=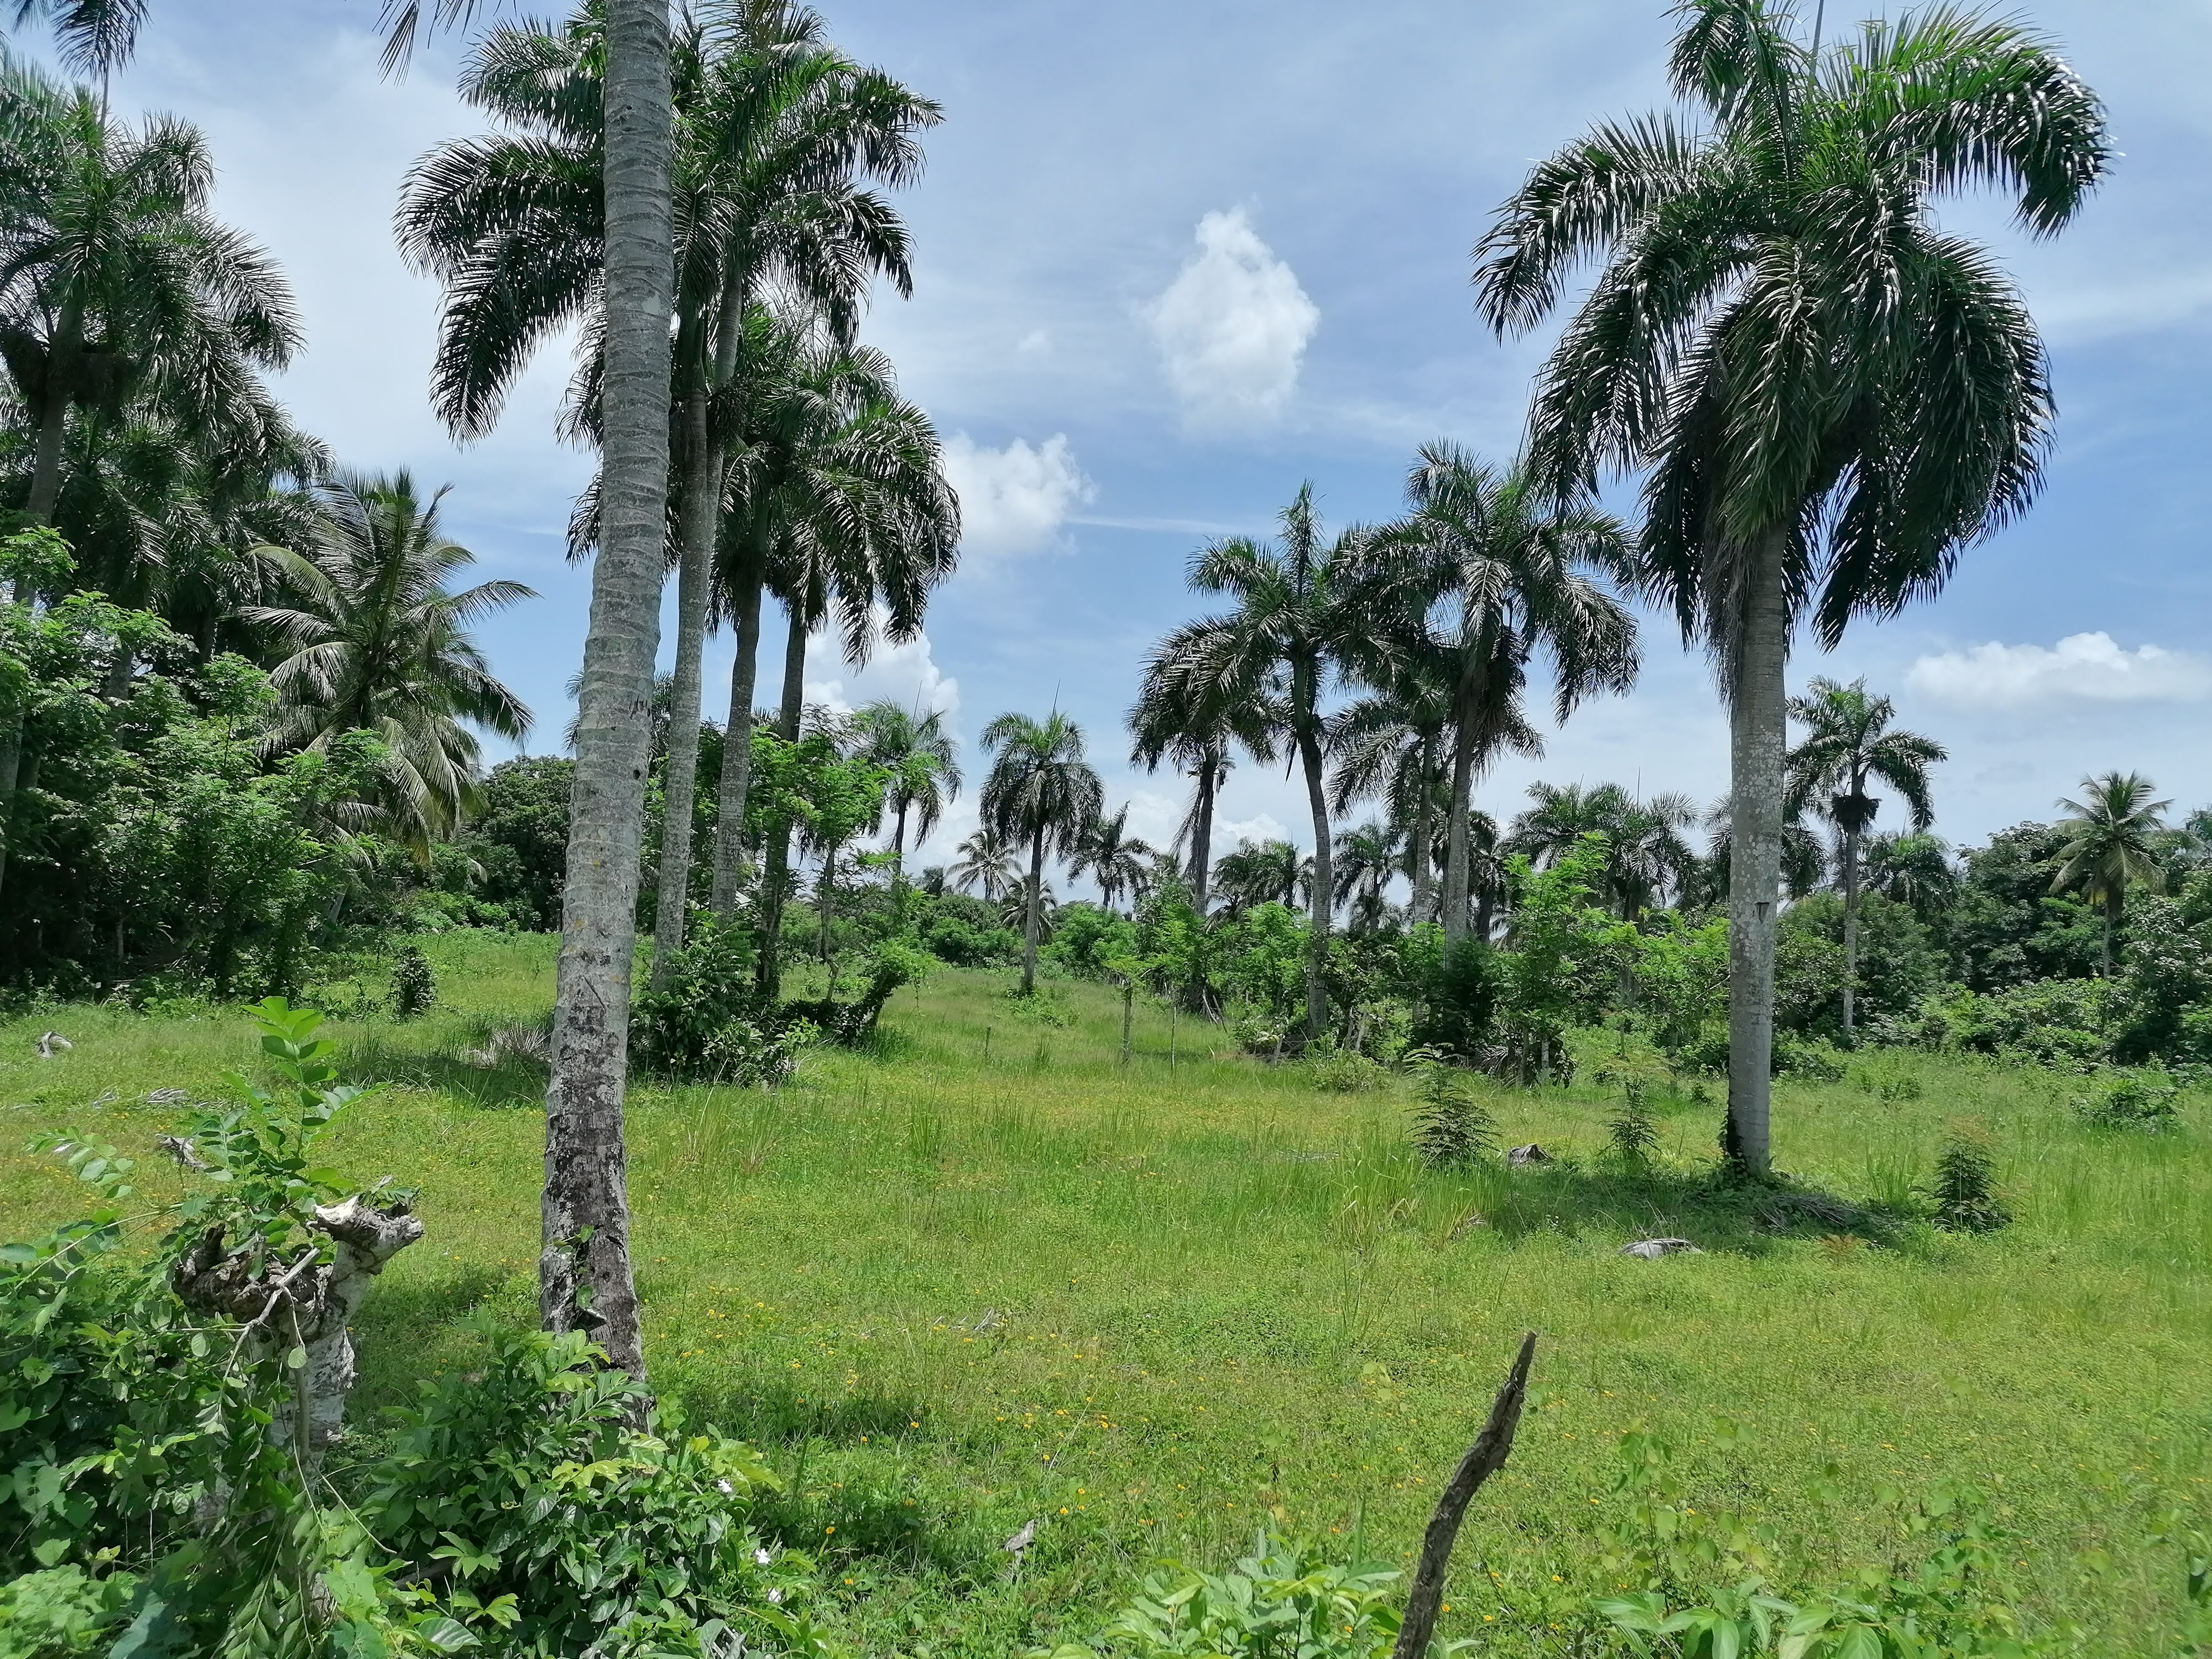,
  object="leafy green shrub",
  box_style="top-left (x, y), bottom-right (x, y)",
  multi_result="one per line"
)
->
top-left (0, 1566), bottom-right (141, 1659)
top-left (1773, 1034), bottom-right (1846, 1081)
top-left (631, 920), bottom-right (808, 1082)
top-left (1931, 1126), bottom-right (2010, 1233)
top-left (1038, 1536), bottom-right (1401, 1659)
top-left (2073, 1070), bottom-right (2182, 1131)
top-left (1607, 1081), bottom-right (1661, 1167)
top-left (1411, 1061), bottom-right (1498, 1169)
top-left (920, 911), bottom-right (1020, 966)
top-left (361, 1320), bottom-right (826, 1659)
top-left (392, 944), bottom-right (436, 1018)
top-left (785, 938), bottom-right (932, 1046)
top-left (1877, 978), bottom-right (2109, 1071)
top-left (1401, 927), bottom-right (1501, 1063)
top-left (1303, 1036), bottom-right (1388, 1093)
